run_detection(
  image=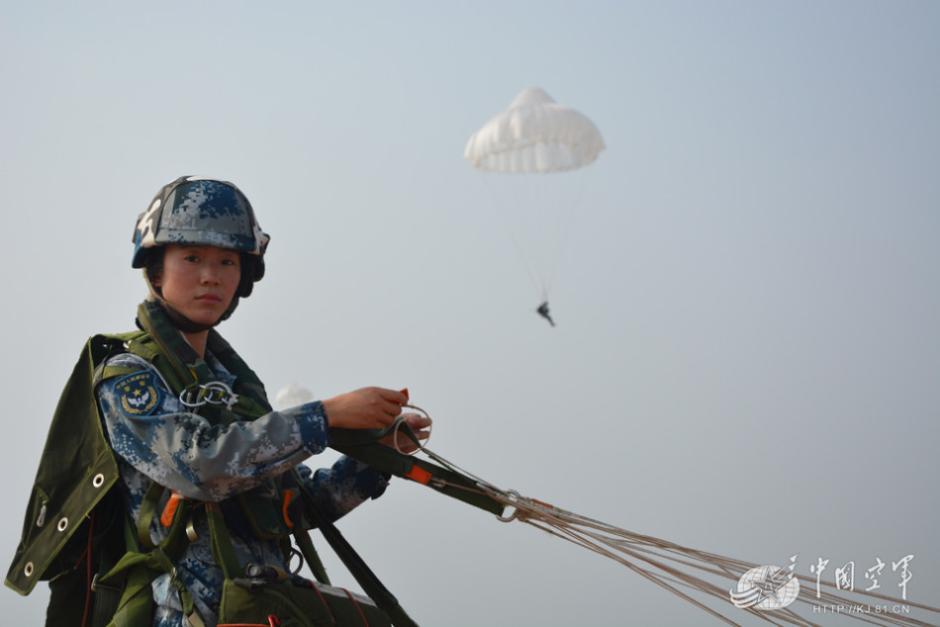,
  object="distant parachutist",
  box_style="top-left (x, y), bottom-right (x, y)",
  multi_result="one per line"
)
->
top-left (536, 301), bottom-right (555, 327)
